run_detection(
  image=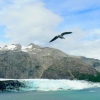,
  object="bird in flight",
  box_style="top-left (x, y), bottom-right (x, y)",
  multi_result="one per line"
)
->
top-left (49, 32), bottom-right (72, 43)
